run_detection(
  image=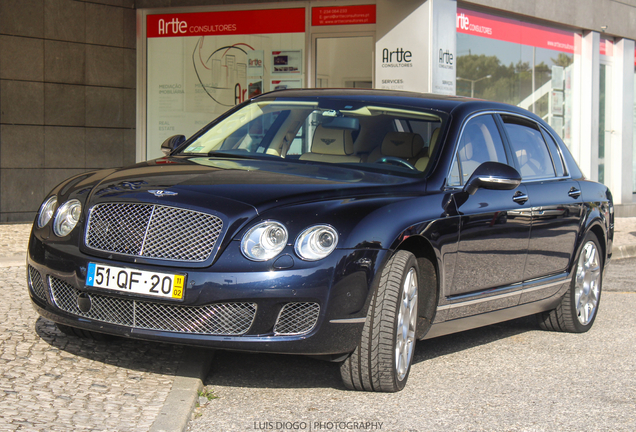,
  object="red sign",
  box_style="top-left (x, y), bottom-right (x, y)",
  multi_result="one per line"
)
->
top-left (147, 8), bottom-right (305, 38)
top-left (311, 5), bottom-right (376, 26)
top-left (600, 39), bottom-right (613, 57)
top-left (456, 8), bottom-right (575, 53)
